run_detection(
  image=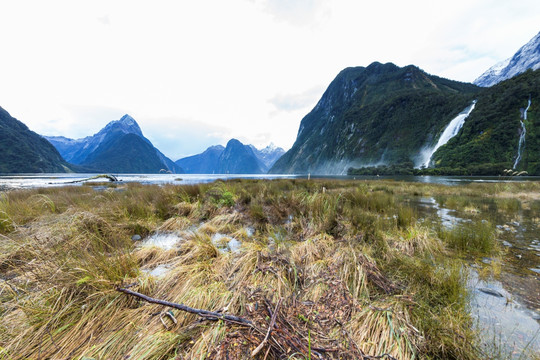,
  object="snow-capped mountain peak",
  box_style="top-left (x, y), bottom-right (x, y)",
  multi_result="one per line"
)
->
top-left (101, 114), bottom-right (143, 136)
top-left (474, 30), bottom-right (540, 87)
